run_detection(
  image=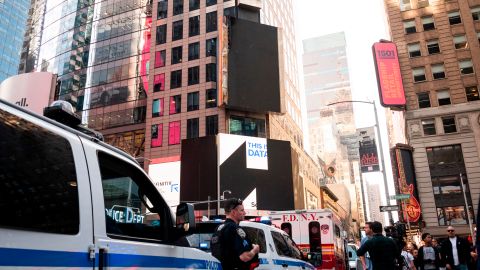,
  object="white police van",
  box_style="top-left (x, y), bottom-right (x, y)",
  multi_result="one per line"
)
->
top-left (0, 98), bottom-right (221, 269)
